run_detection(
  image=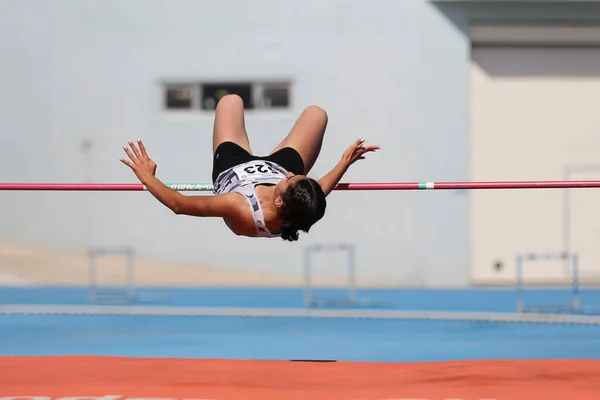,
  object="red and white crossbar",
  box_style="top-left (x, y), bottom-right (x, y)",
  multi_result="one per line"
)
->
top-left (2, 180), bottom-right (600, 191)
